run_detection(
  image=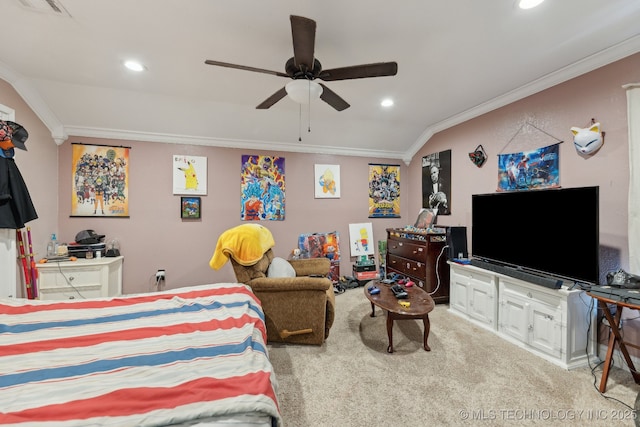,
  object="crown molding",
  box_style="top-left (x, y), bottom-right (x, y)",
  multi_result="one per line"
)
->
top-left (63, 125), bottom-right (408, 162)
